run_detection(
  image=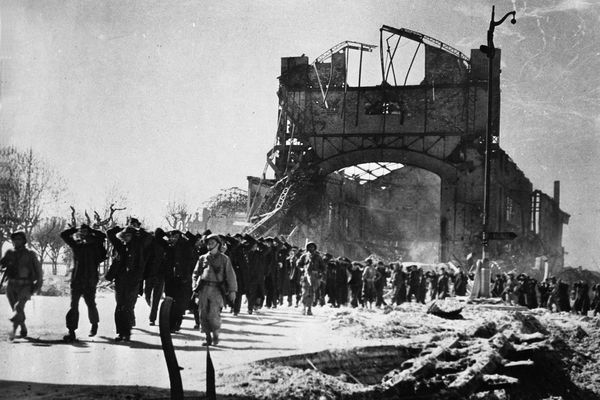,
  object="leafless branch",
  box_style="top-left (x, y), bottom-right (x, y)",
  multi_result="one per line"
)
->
top-left (93, 203), bottom-right (126, 229)
top-left (69, 206), bottom-right (77, 228)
